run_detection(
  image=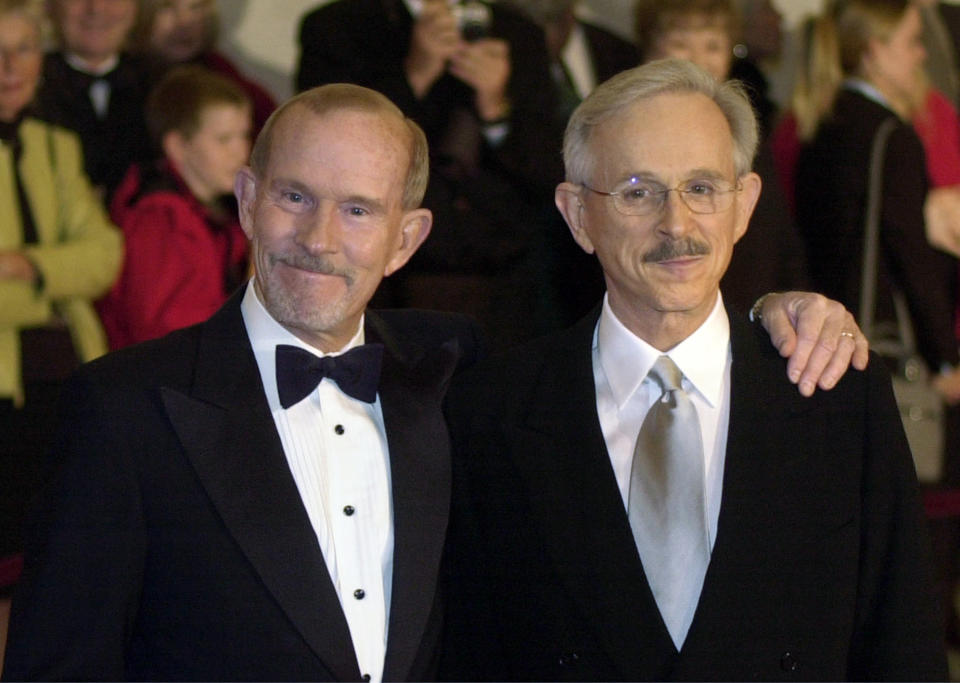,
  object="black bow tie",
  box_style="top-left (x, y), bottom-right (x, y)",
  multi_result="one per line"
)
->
top-left (275, 343), bottom-right (384, 408)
